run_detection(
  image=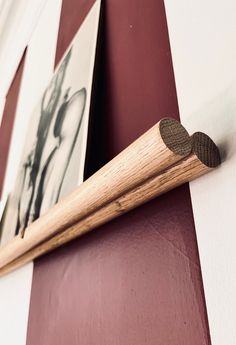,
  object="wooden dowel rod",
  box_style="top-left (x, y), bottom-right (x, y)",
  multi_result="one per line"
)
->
top-left (0, 118), bottom-right (192, 268)
top-left (0, 132), bottom-right (221, 276)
